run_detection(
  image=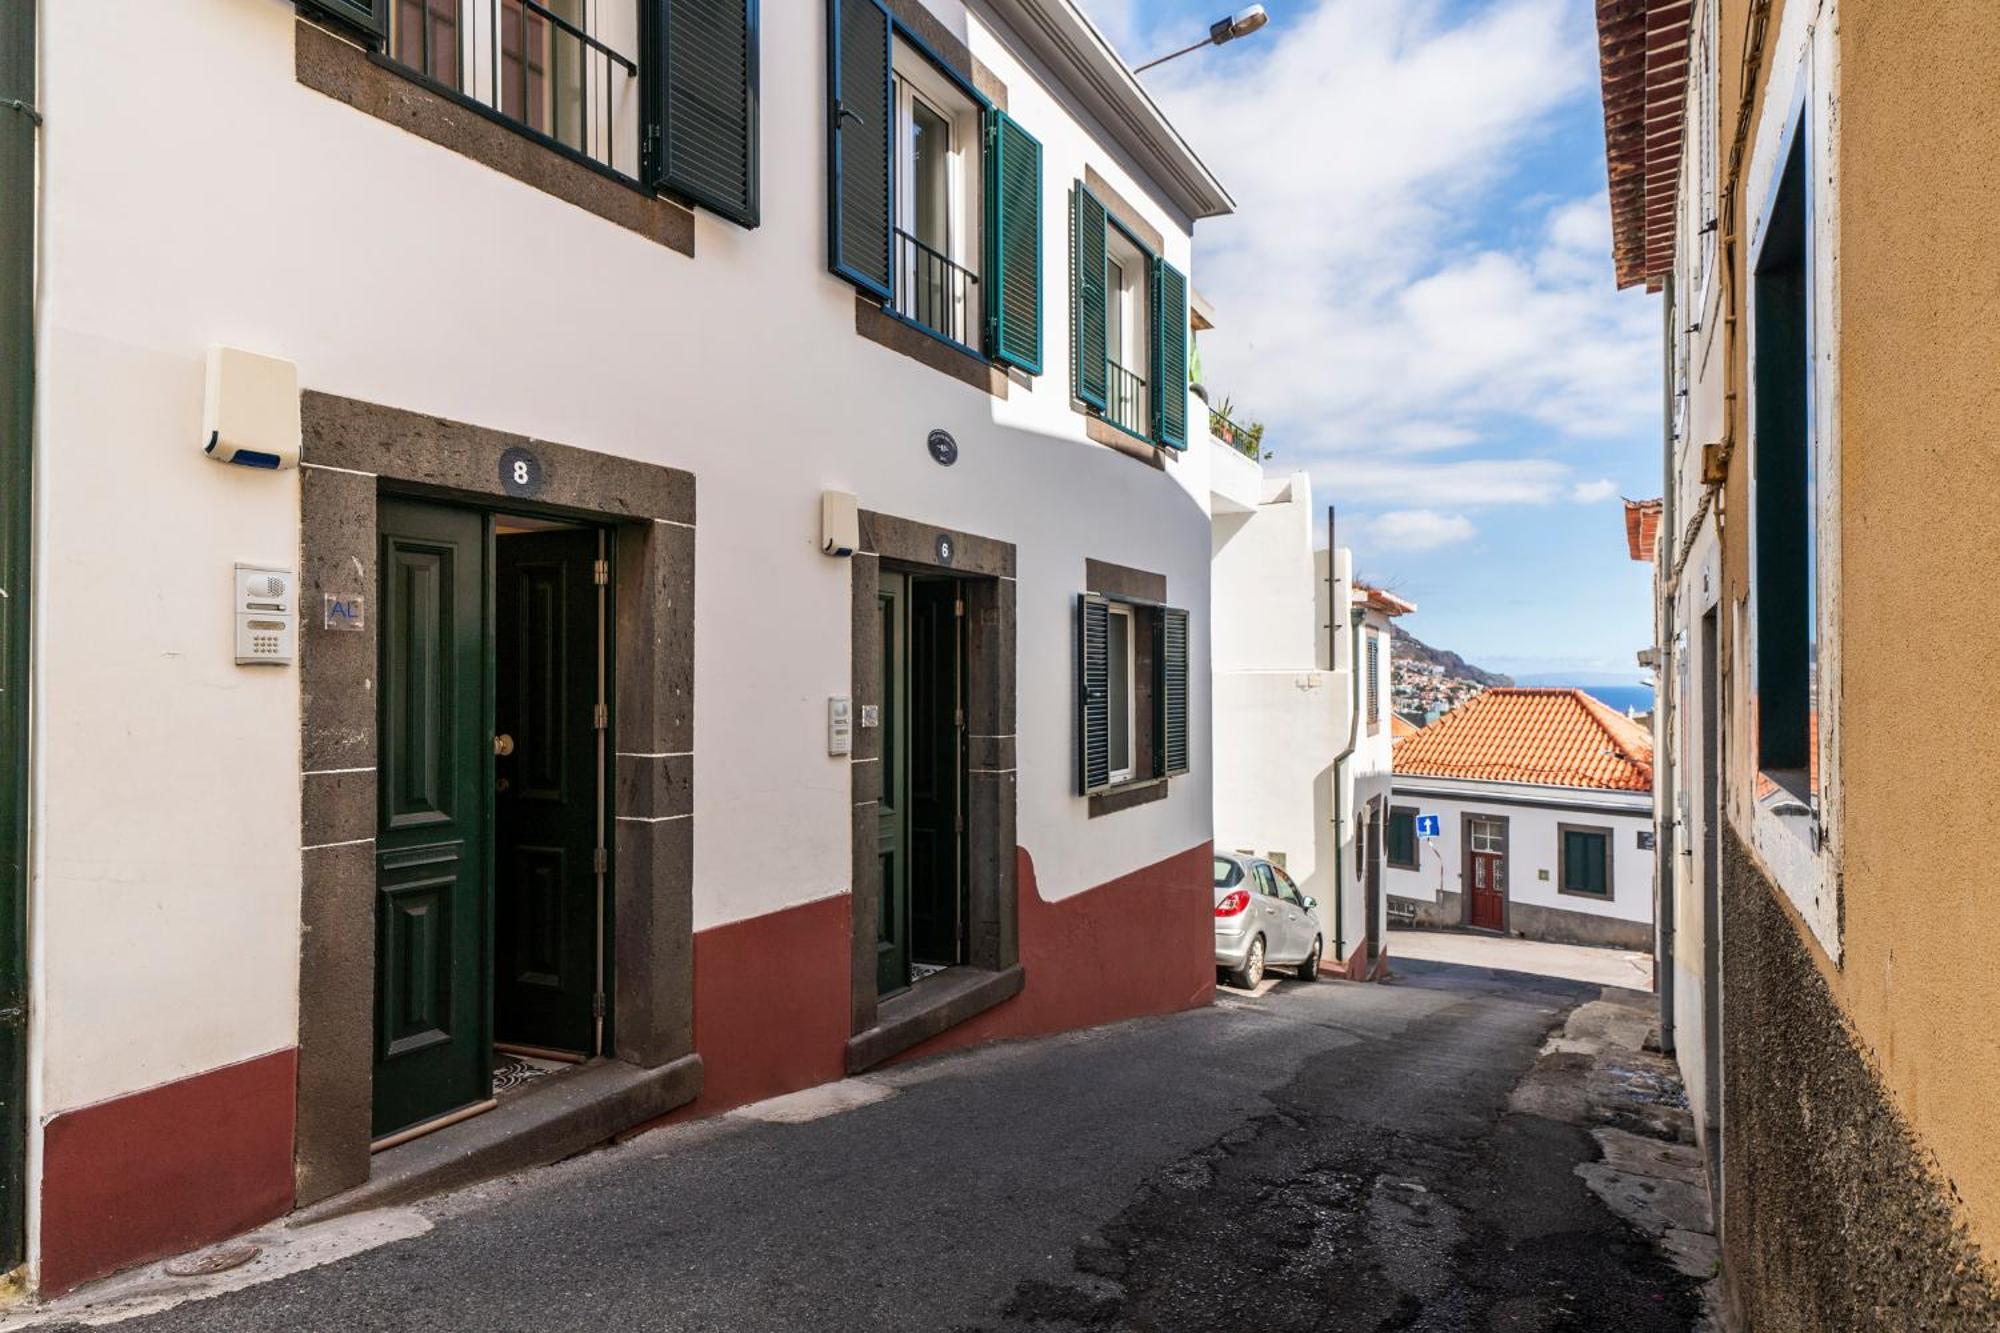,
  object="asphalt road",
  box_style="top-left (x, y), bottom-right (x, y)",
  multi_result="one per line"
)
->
top-left (46, 954), bottom-right (1701, 1332)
